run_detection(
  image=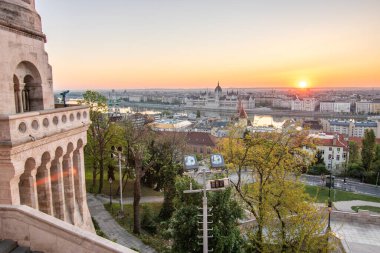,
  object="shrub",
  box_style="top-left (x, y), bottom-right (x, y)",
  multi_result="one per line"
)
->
top-left (141, 205), bottom-right (157, 234)
top-left (307, 163), bottom-right (328, 175)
